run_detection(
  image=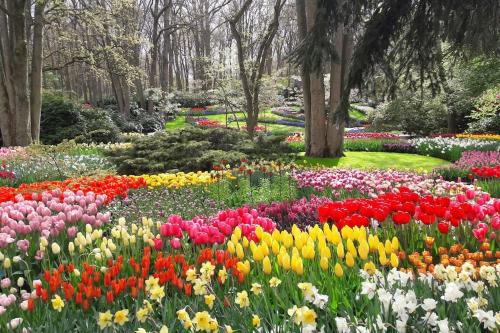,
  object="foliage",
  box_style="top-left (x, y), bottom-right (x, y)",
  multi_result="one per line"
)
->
top-left (370, 93), bottom-right (448, 135)
top-left (171, 90), bottom-right (216, 108)
top-left (40, 93), bottom-right (86, 145)
top-left (105, 127), bottom-right (294, 175)
top-left (40, 93), bottom-right (121, 145)
top-left (467, 86), bottom-right (500, 133)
